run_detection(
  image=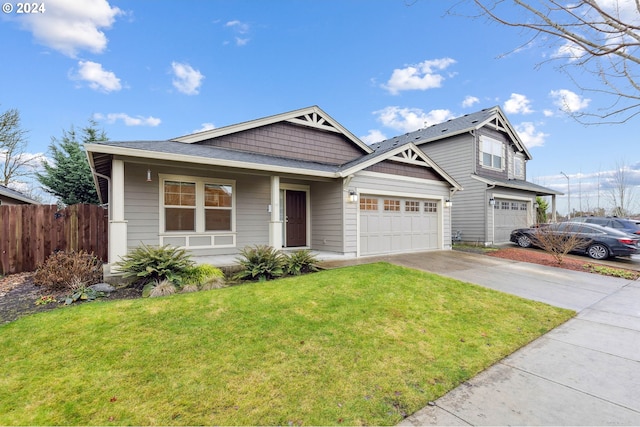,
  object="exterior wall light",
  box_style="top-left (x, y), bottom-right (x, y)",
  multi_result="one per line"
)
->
top-left (445, 199), bottom-right (452, 208)
top-left (489, 197), bottom-right (496, 206)
top-left (348, 190), bottom-right (358, 203)
top-left (146, 168), bottom-right (152, 182)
